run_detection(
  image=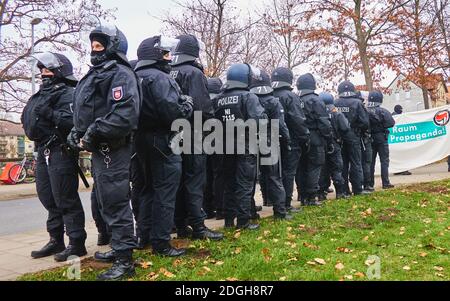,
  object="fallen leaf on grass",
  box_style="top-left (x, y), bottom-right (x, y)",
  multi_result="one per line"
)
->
top-left (234, 232), bottom-right (241, 239)
top-left (139, 261), bottom-right (153, 269)
top-left (306, 261), bottom-right (317, 265)
top-left (262, 248), bottom-right (272, 262)
top-left (344, 275), bottom-right (353, 280)
top-left (354, 272), bottom-right (365, 278)
top-left (159, 268), bottom-right (175, 278)
top-left (226, 277), bottom-right (238, 281)
top-left (335, 263), bottom-right (345, 270)
top-left (434, 266), bottom-right (444, 271)
top-left (419, 252), bottom-right (428, 257)
top-left (233, 247), bottom-right (242, 255)
top-left (403, 266), bottom-right (411, 271)
top-left (263, 230), bottom-right (271, 236)
top-left (365, 259), bottom-right (376, 266)
top-left (303, 242), bottom-right (319, 250)
top-left (279, 276), bottom-right (287, 281)
top-left (314, 258), bottom-right (326, 265)
top-left (435, 273), bottom-right (445, 278)
top-left (337, 247), bottom-right (352, 253)
top-left (147, 272), bottom-right (159, 280)
top-left (363, 236), bottom-right (369, 241)
top-left (215, 261), bottom-right (224, 266)
top-left (287, 257), bottom-right (298, 262)
top-left (203, 266), bottom-right (211, 272)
